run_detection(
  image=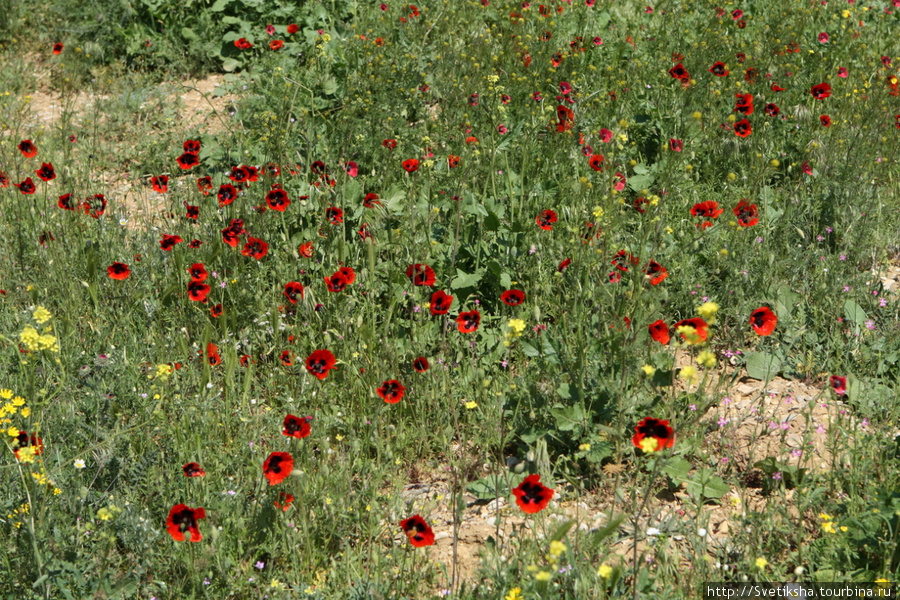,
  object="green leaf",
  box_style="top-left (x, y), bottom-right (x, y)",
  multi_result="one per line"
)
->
top-left (466, 475), bottom-right (511, 500)
top-left (550, 403), bottom-right (584, 432)
top-left (683, 469), bottom-right (730, 500)
top-left (557, 382), bottom-right (571, 400)
top-left (520, 341), bottom-right (540, 357)
top-left (843, 299), bottom-right (868, 327)
top-left (221, 58), bottom-right (240, 72)
top-left (745, 352), bottom-right (781, 381)
top-left (661, 457), bottom-right (692, 482)
top-left (210, 0), bottom-right (230, 11)
top-left (550, 519), bottom-right (575, 543)
top-left (451, 269), bottom-right (483, 289)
